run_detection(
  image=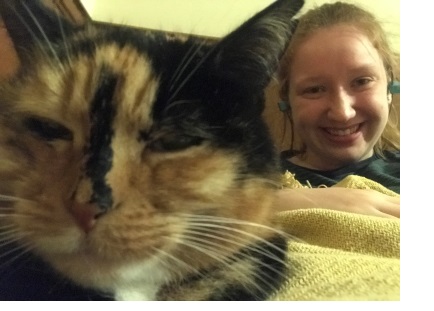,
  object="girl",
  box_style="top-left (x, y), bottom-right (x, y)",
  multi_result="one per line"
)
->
top-left (276, 1), bottom-right (400, 218)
